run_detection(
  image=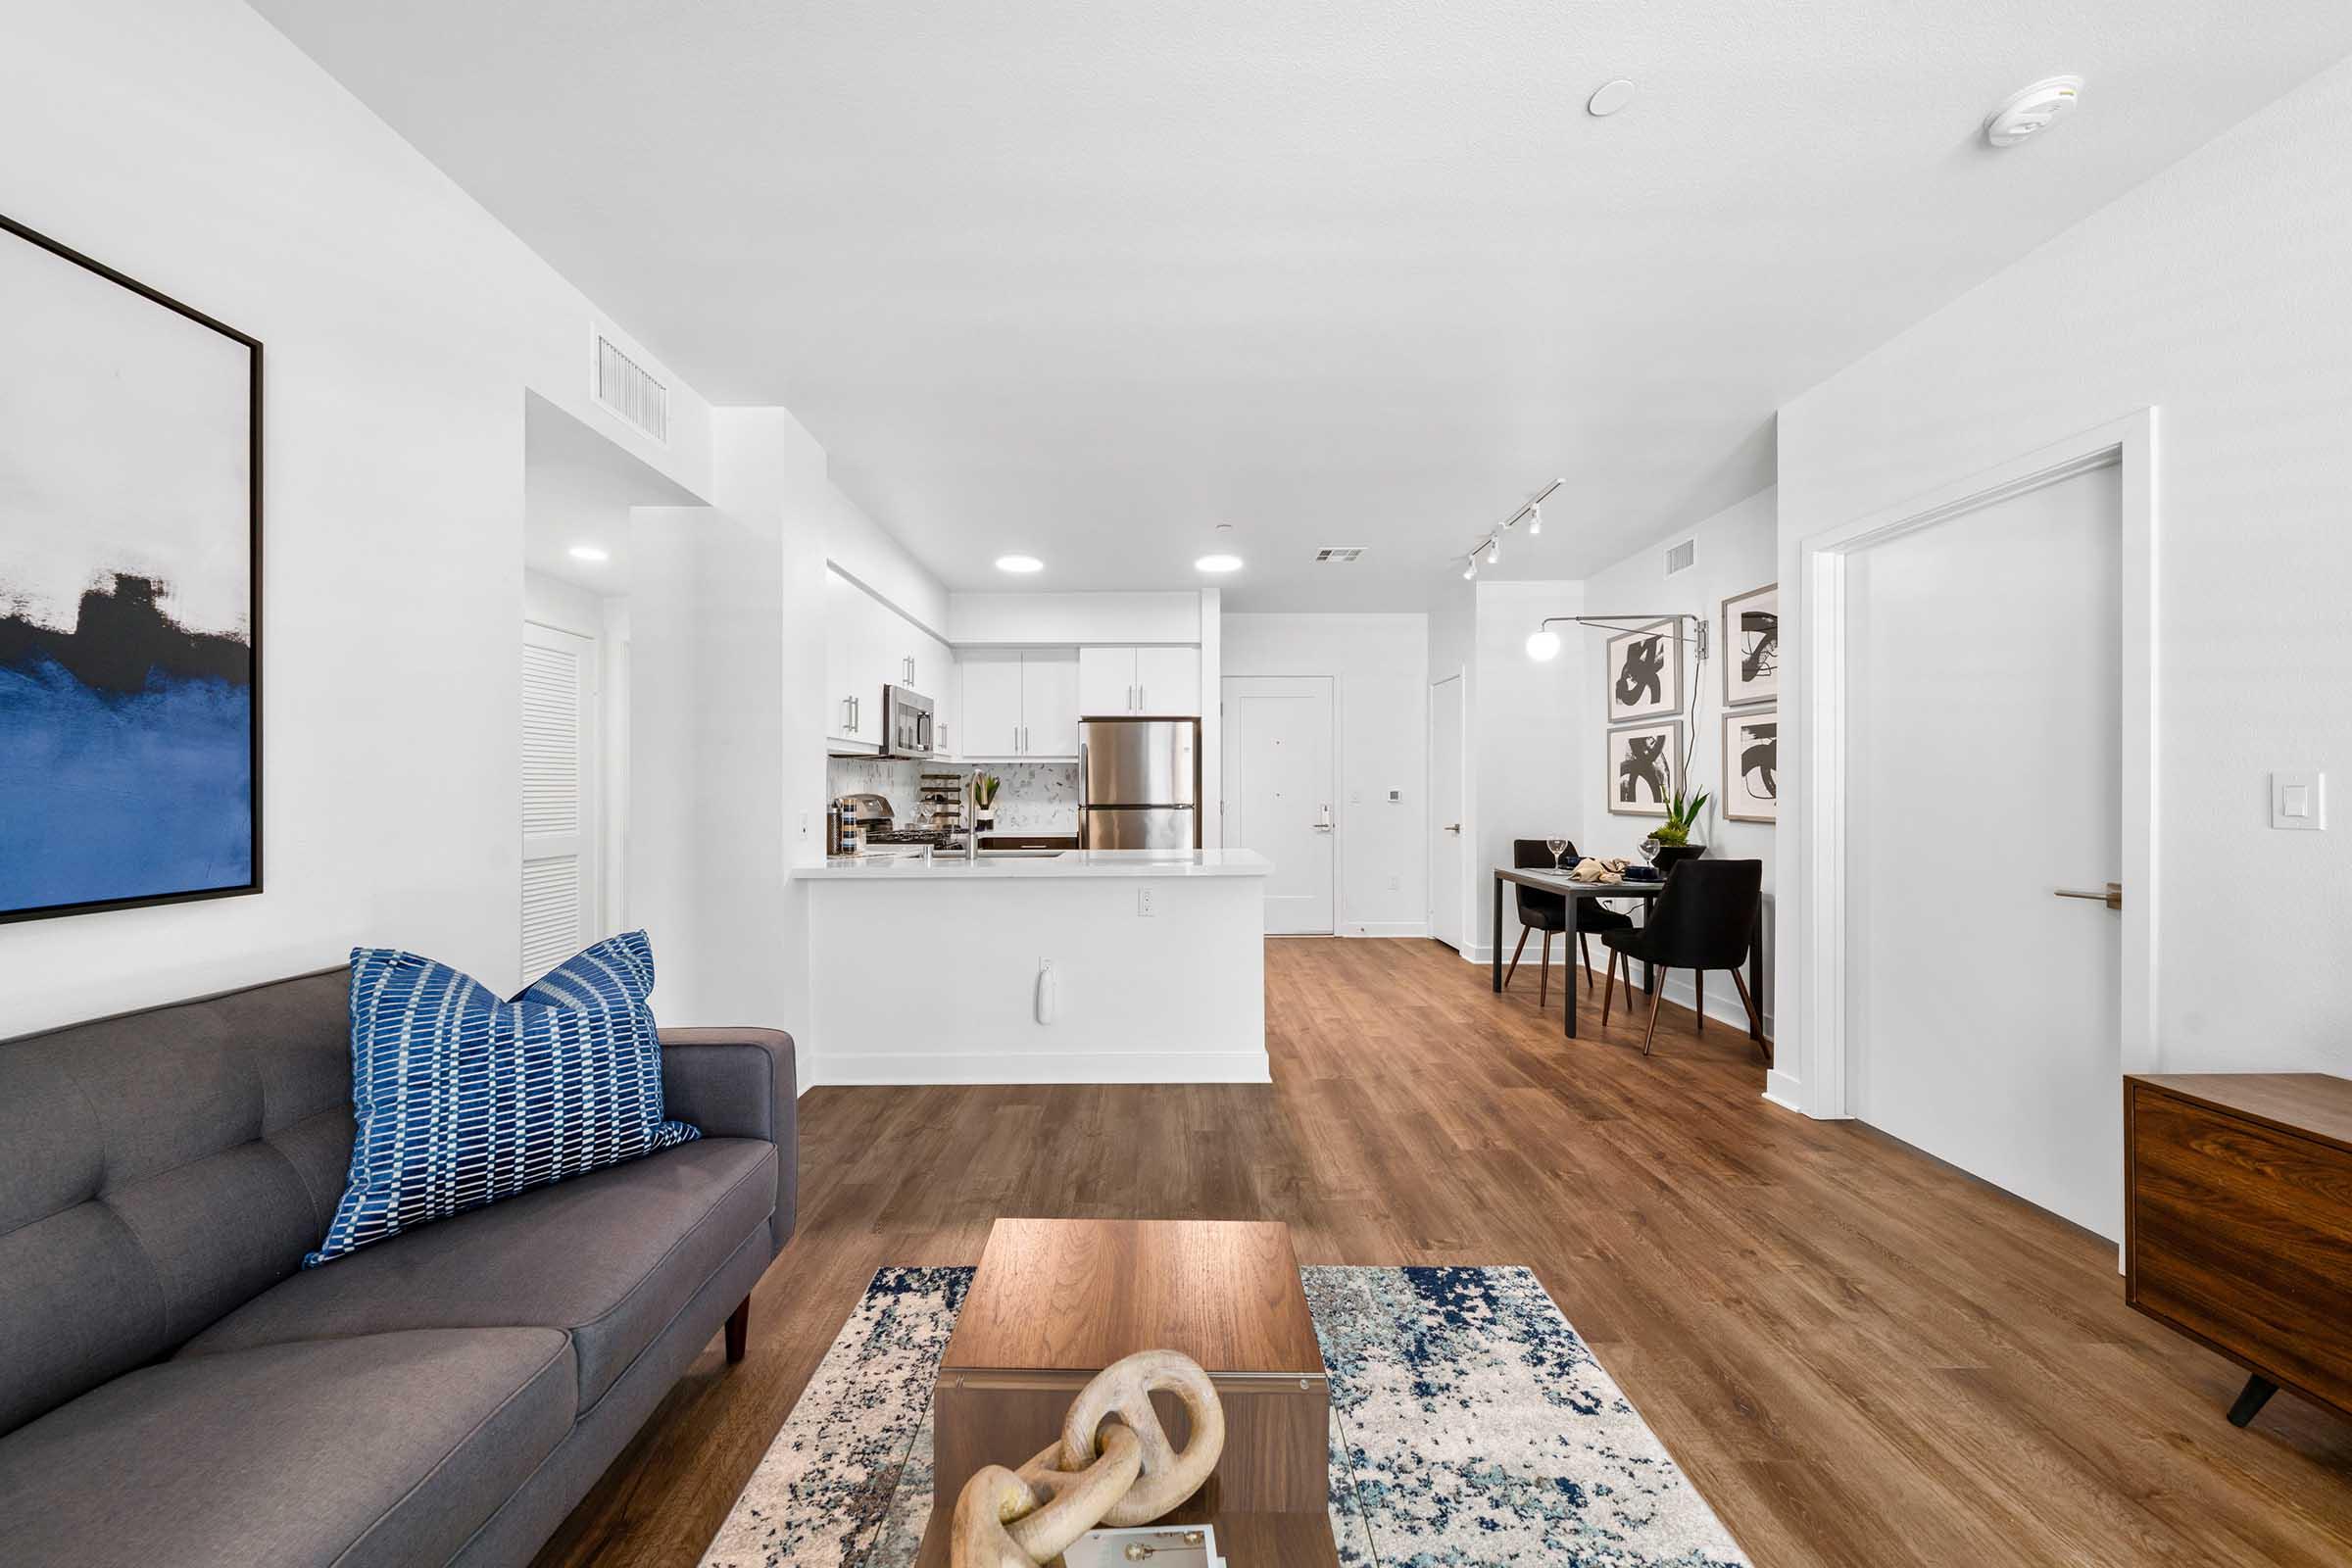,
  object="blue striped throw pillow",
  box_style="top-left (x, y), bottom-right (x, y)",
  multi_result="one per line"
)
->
top-left (308, 930), bottom-right (700, 1267)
